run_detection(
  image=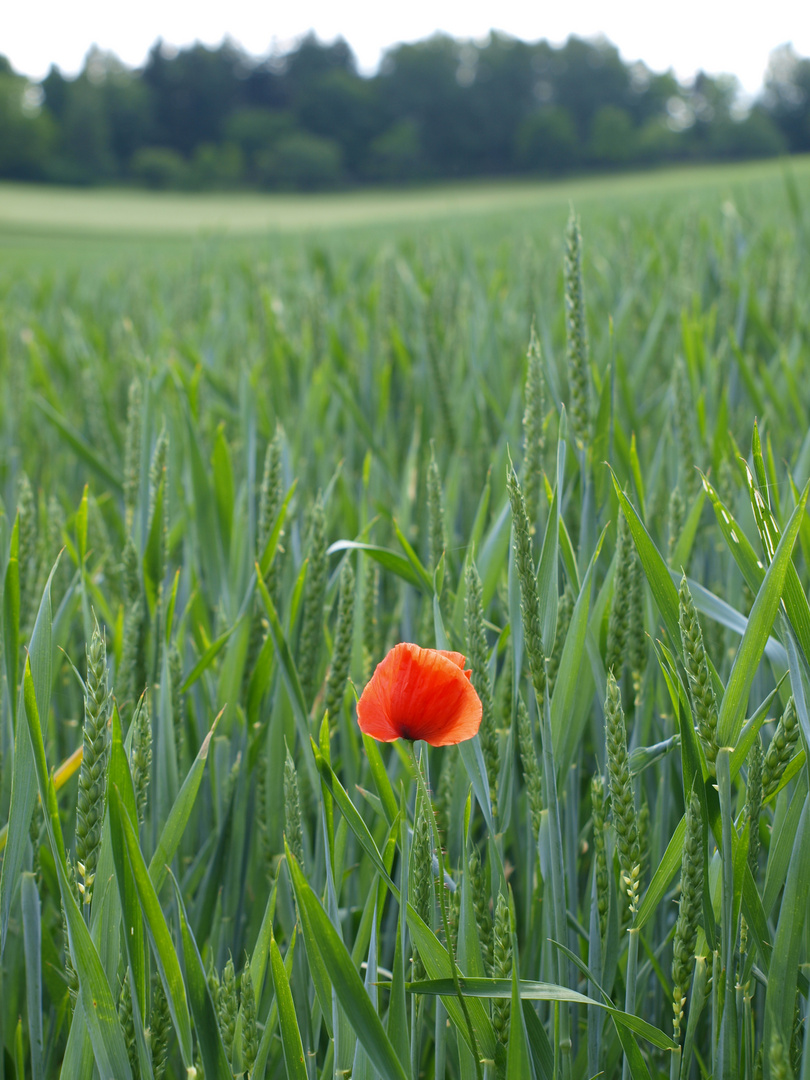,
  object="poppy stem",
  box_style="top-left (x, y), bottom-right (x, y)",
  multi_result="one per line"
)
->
top-left (406, 740), bottom-right (484, 1080)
